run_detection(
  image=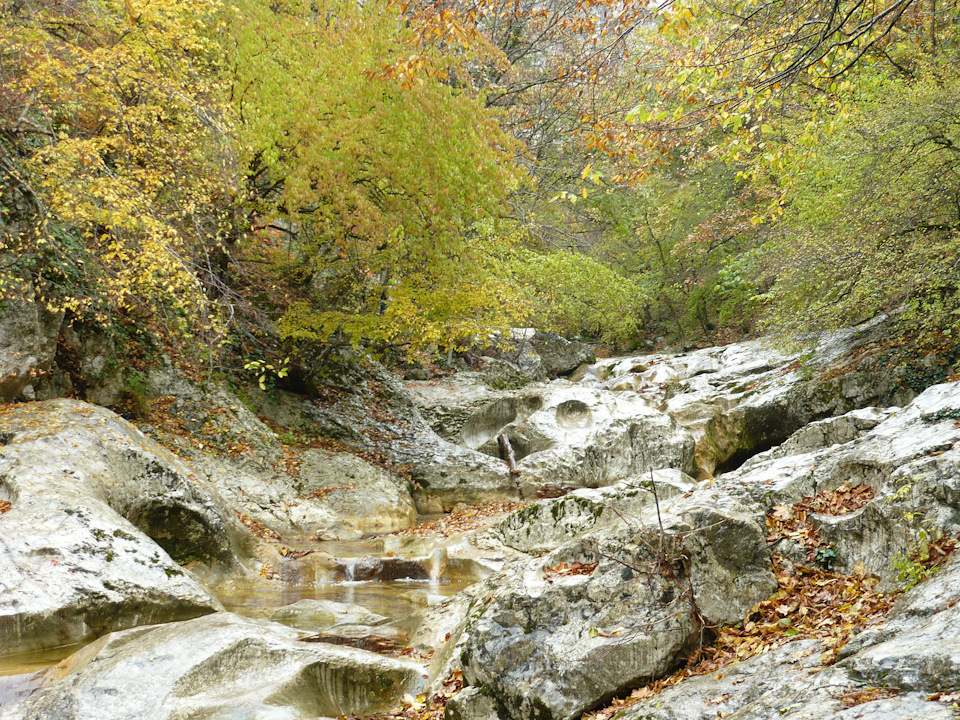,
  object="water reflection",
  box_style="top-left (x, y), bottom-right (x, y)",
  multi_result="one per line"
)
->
top-left (214, 577), bottom-right (472, 620)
